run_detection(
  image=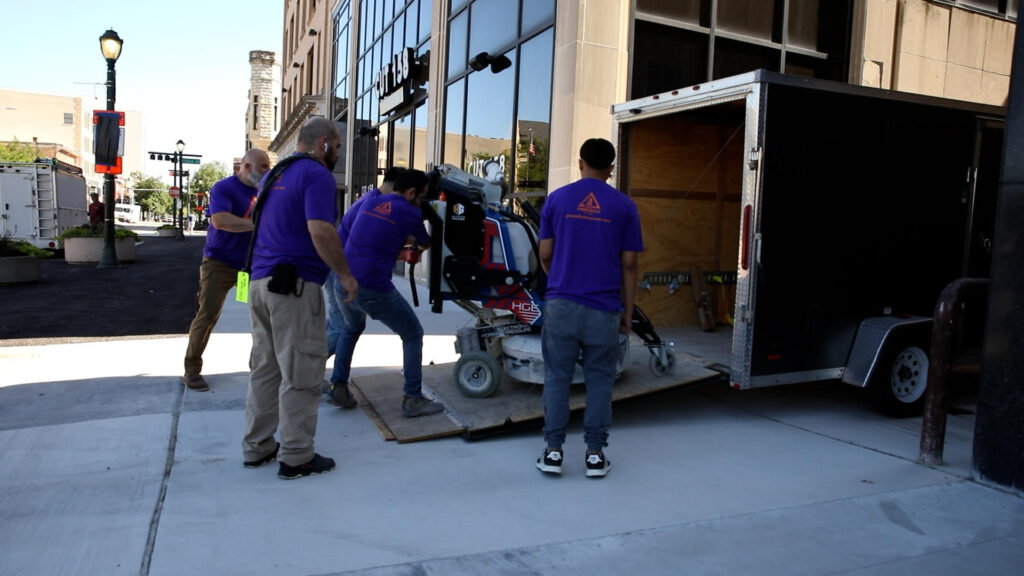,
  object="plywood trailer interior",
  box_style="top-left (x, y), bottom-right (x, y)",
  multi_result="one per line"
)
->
top-left (622, 101), bottom-right (745, 340)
